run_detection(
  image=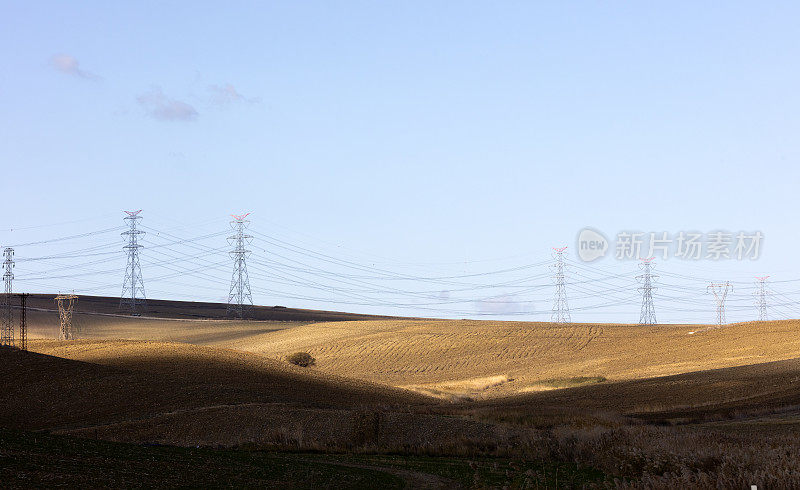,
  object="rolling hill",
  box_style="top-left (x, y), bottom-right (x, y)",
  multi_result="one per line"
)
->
top-left (3, 341), bottom-right (527, 451)
top-left (21, 293), bottom-right (403, 322)
top-left (20, 295), bottom-right (800, 400)
top-left (217, 318), bottom-right (800, 399)
top-left (9, 296), bottom-right (800, 487)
